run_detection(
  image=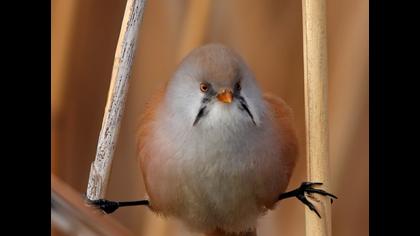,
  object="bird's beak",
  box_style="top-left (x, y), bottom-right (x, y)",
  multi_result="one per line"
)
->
top-left (217, 89), bottom-right (233, 104)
